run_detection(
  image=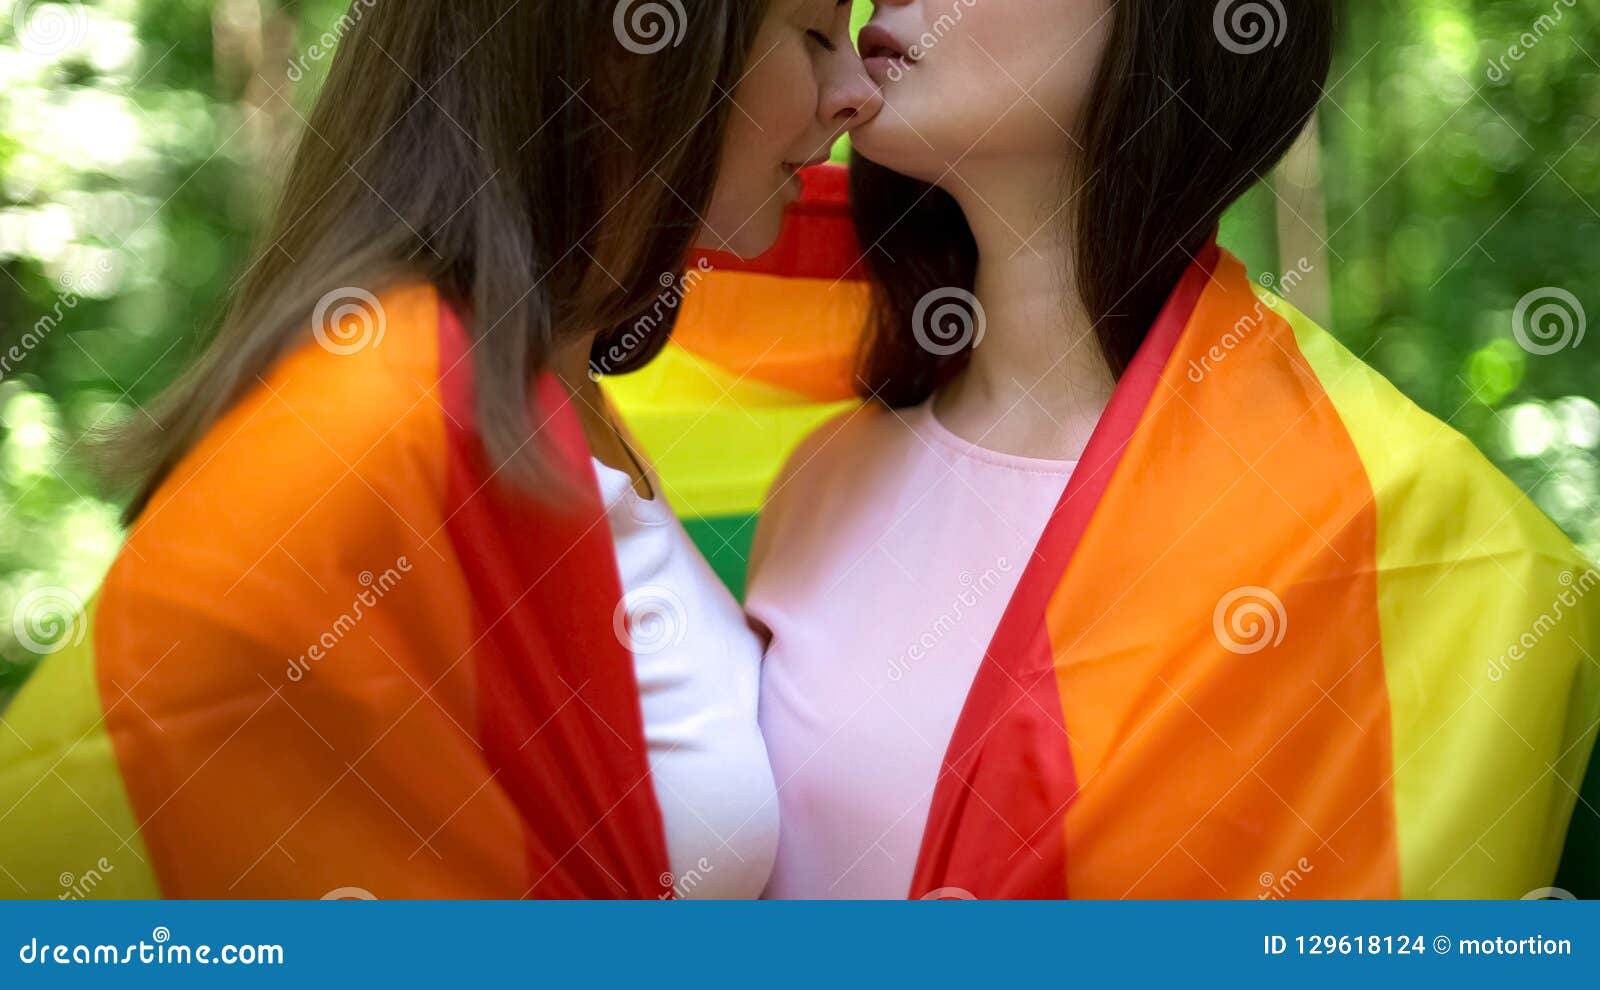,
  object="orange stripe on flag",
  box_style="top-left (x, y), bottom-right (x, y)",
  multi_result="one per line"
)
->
top-left (97, 285), bottom-right (527, 898)
top-left (672, 271), bottom-right (868, 403)
top-left (1046, 252), bottom-right (1401, 898)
